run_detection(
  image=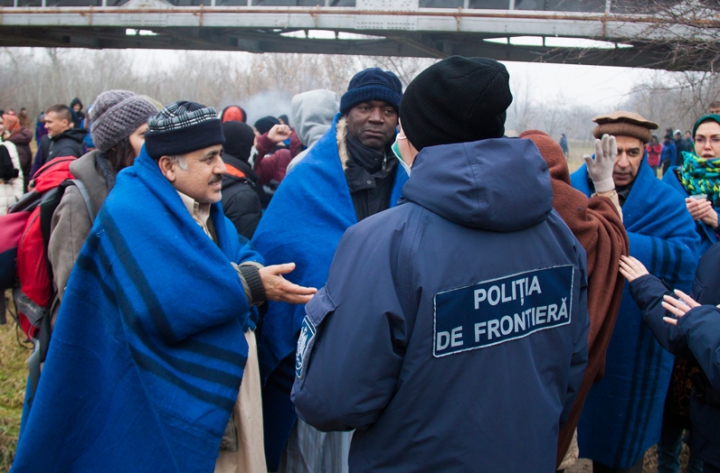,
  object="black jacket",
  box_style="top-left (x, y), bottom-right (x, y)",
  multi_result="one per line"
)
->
top-left (48, 128), bottom-right (87, 162)
top-left (221, 154), bottom-right (262, 239)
